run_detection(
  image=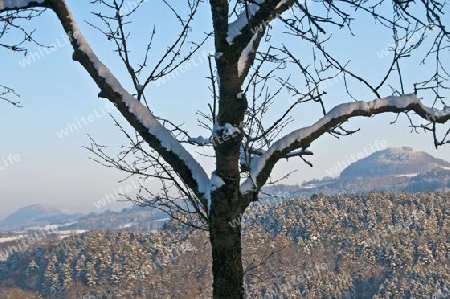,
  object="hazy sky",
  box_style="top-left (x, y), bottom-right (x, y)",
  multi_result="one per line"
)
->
top-left (0, 1), bottom-right (449, 220)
